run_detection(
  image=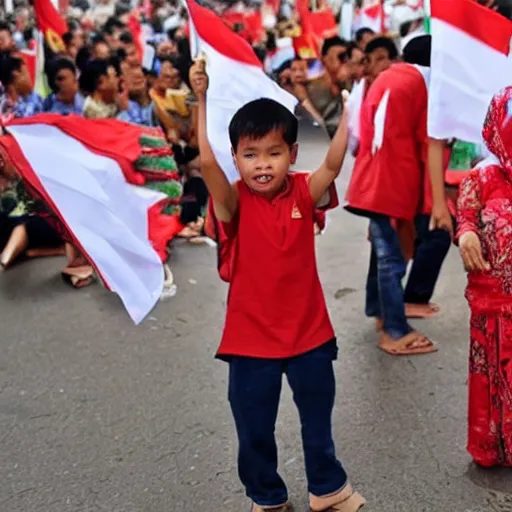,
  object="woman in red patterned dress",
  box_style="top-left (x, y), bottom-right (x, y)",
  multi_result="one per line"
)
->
top-left (457, 87), bottom-right (512, 467)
